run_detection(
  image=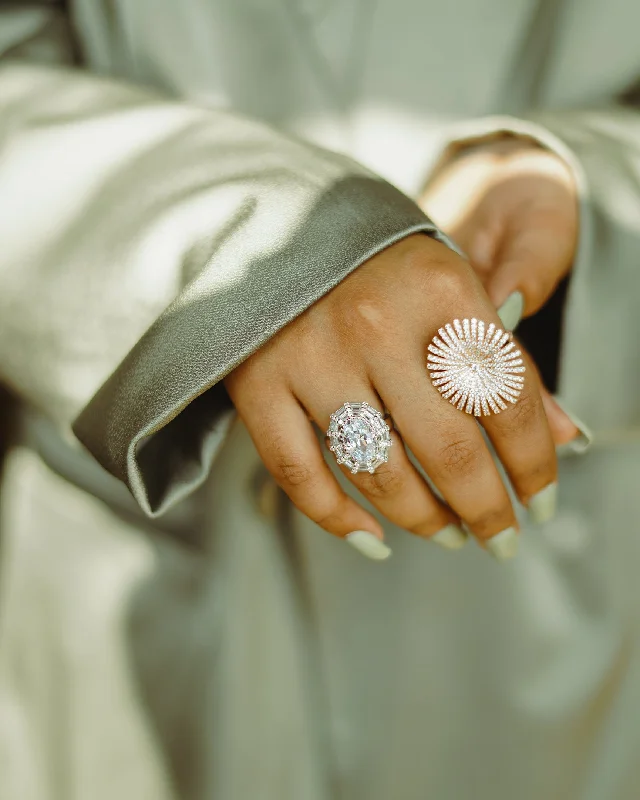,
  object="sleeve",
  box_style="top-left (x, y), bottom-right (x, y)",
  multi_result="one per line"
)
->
top-left (0, 13), bottom-right (452, 517)
top-left (422, 108), bottom-right (640, 443)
